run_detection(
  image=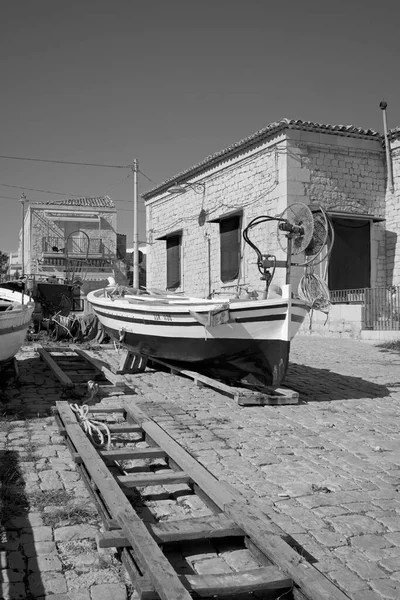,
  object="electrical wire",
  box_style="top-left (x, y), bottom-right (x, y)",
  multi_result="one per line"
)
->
top-left (0, 182), bottom-right (83, 197)
top-left (0, 154), bottom-right (128, 168)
